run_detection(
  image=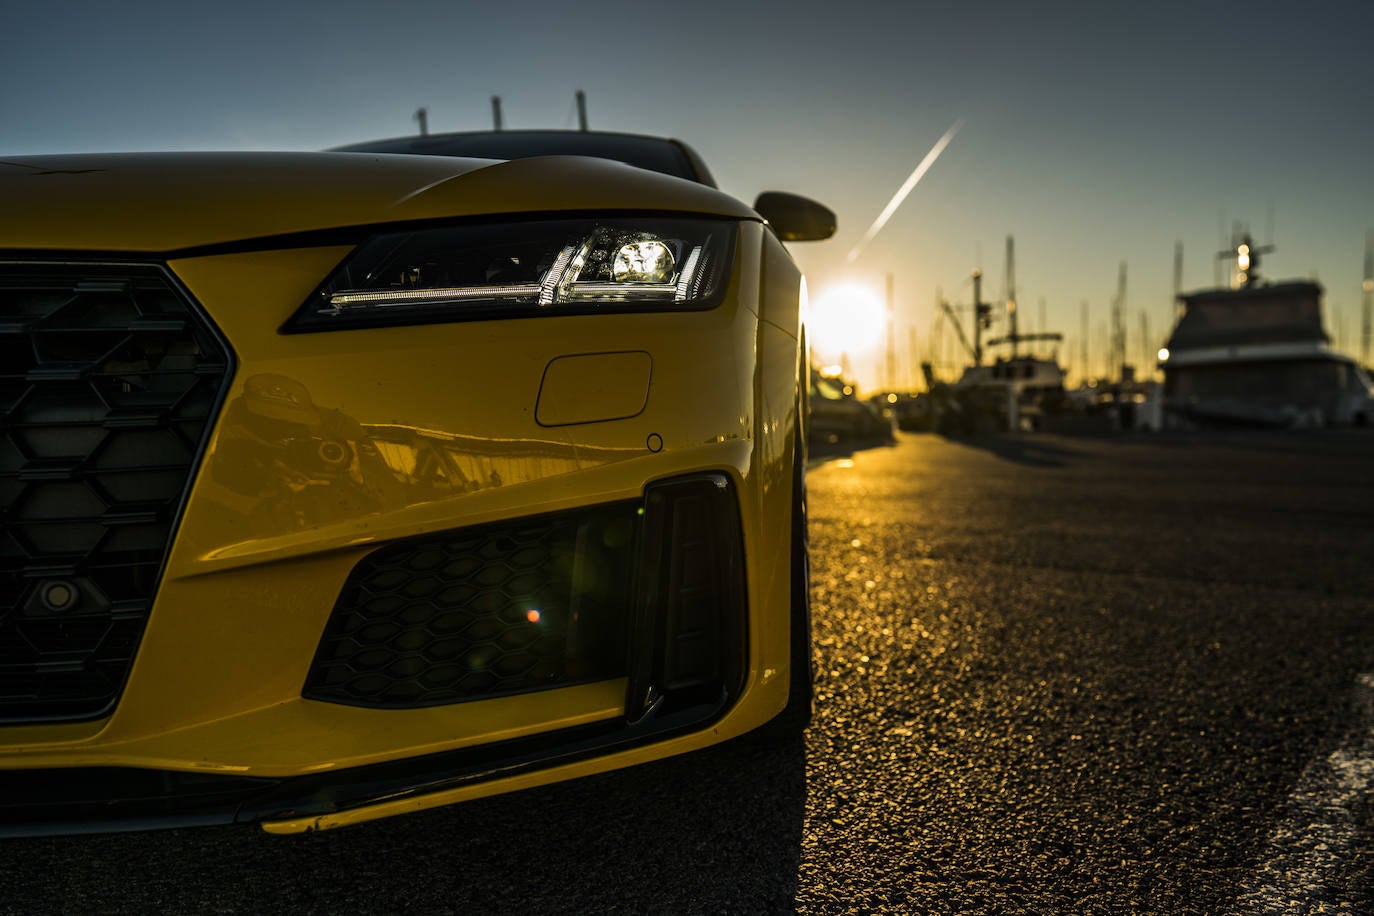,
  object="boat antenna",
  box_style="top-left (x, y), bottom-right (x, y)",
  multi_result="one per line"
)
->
top-left (1217, 223), bottom-right (1273, 288)
top-left (414, 107), bottom-right (429, 136)
top-left (972, 268), bottom-right (991, 365)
